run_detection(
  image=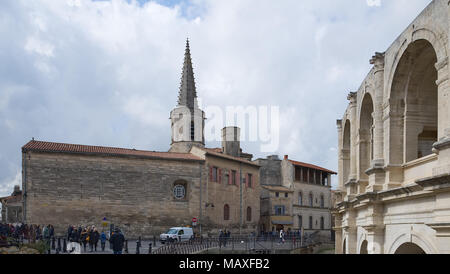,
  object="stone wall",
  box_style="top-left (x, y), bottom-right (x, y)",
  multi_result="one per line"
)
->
top-left (23, 151), bottom-right (204, 238)
top-left (202, 155), bottom-right (261, 235)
